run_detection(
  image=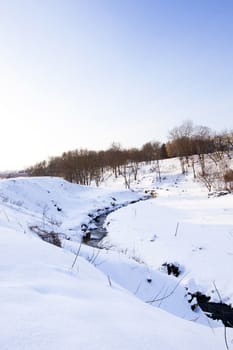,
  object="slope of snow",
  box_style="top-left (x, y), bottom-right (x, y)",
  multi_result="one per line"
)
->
top-left (0, 176), bottom-right (144, 241)
top-left (0, 221), bottom-right (229, 350)
top-left (0, 158), bottom-right (233, 349)
top-left (103, 159), bottom-right (233, 304)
